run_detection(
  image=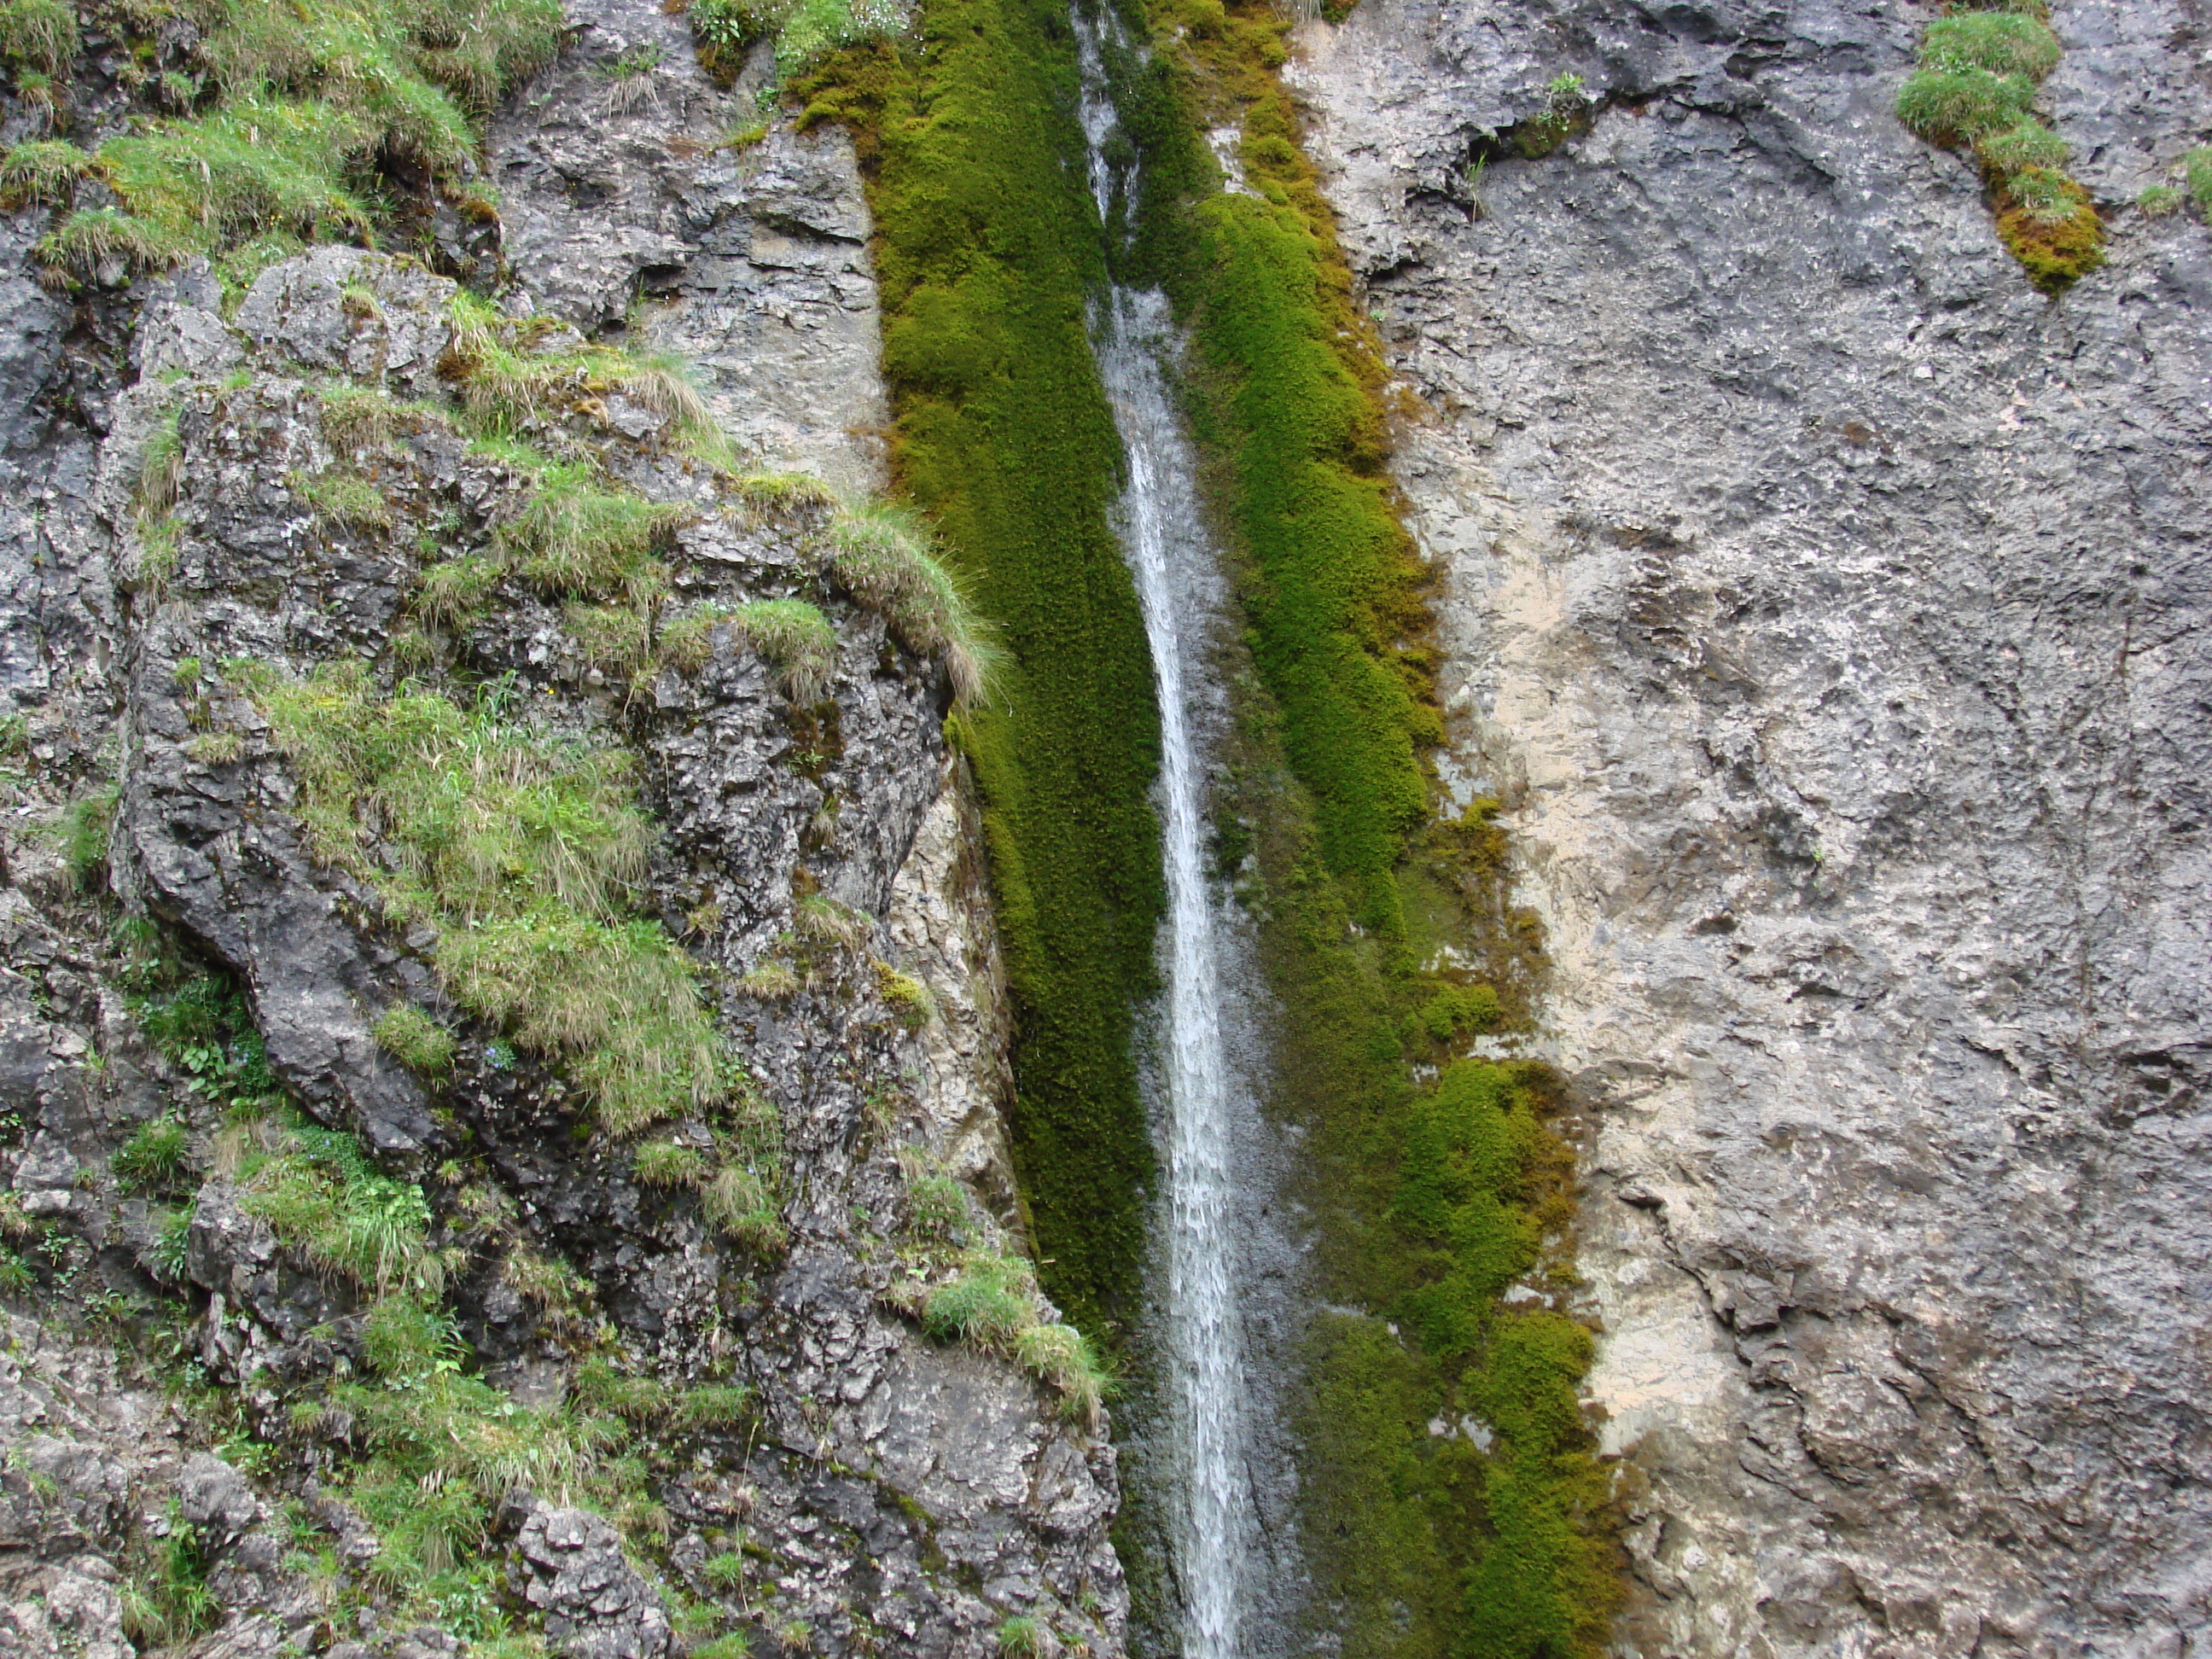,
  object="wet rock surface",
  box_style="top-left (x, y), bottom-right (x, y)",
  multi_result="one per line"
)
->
top-left (1293, 0), bottom-right (2211, 1651)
